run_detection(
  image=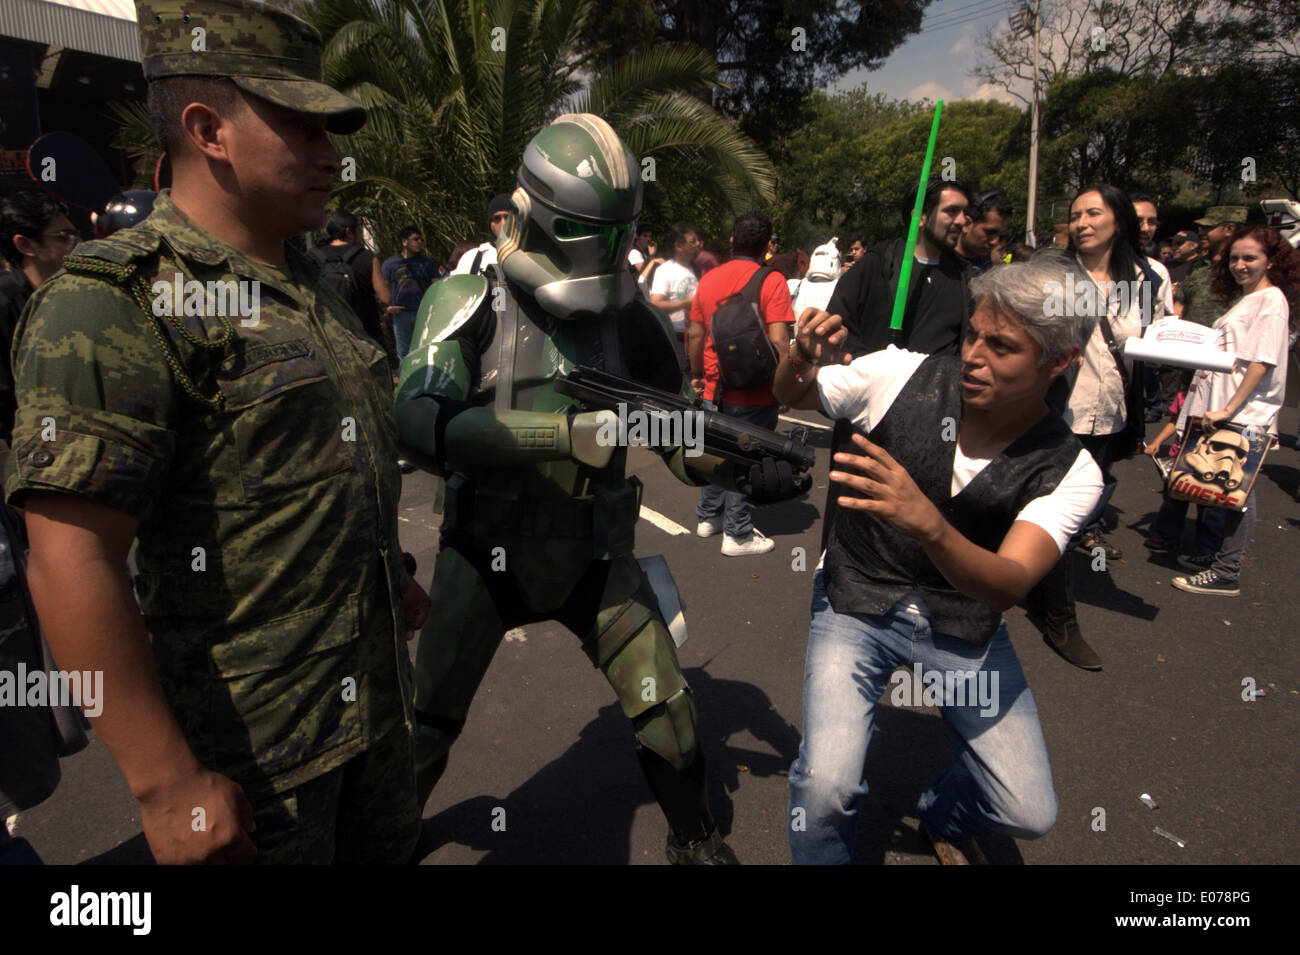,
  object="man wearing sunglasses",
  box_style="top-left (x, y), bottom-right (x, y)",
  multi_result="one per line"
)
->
top-left (452, 193), bottom-right (517, 277)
